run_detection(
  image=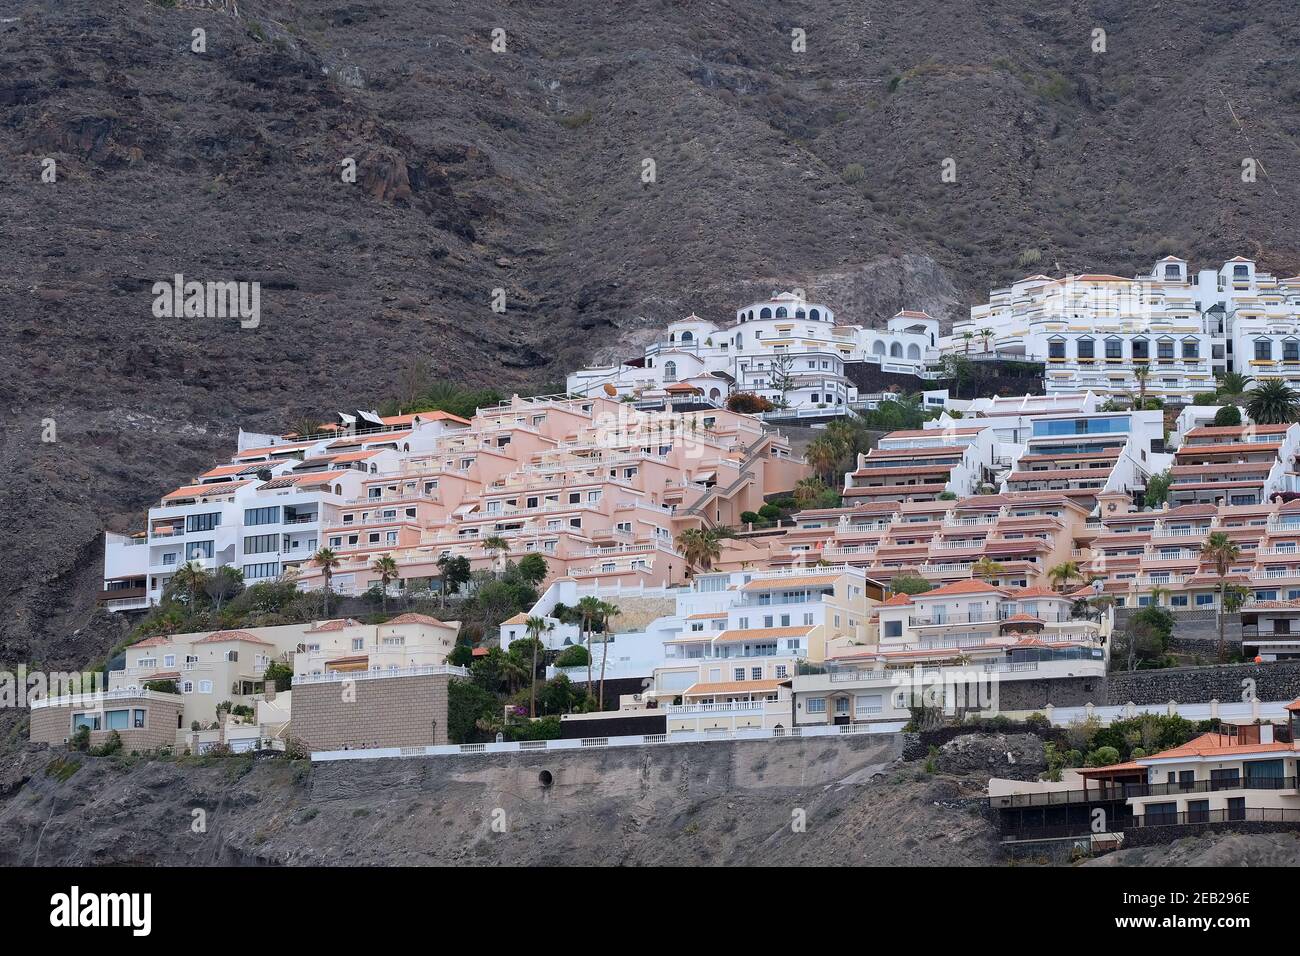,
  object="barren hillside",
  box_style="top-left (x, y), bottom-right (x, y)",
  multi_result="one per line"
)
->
top-left (1, 0), bottom-right (1298, 670)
